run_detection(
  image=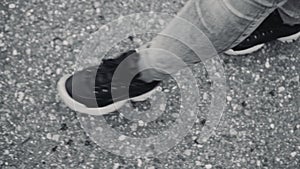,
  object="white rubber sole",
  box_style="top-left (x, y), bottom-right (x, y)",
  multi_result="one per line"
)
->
top-left (225, 44), bottom-right (265, 56)
top-left (57, 74), bottom-right (157, 116)
top-left (225, 31), bottom-right (300, 56)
